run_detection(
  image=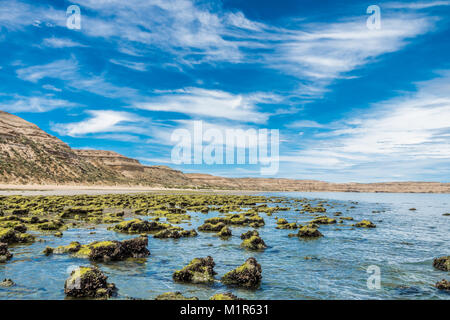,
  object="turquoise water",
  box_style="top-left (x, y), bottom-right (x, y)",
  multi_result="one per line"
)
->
top-left (0, 192), bottom-right (449, 300)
